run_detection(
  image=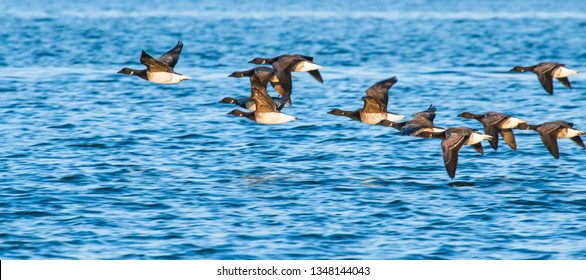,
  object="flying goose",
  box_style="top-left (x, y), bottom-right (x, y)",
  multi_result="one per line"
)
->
top-left (328, 77), bottom-right (406, 125)
top-left (518, 121), bottom-right (585, 159)
top-left (510, 62), bottom-right (578, 94)
top-left (433, 127), bottom-right (493, 179)
top-left (227, 75), bottom-right (297, 125)
top-left (228, 66), bottom-right (291, 104)
top-left (379, 105), bottom-right (445, 137)
top-left (118, 41), bottom-right (190, 84)
top-left (249, 54), bottom-right (323, 96)
top-left (458, 112), bottom-right (527, 151)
